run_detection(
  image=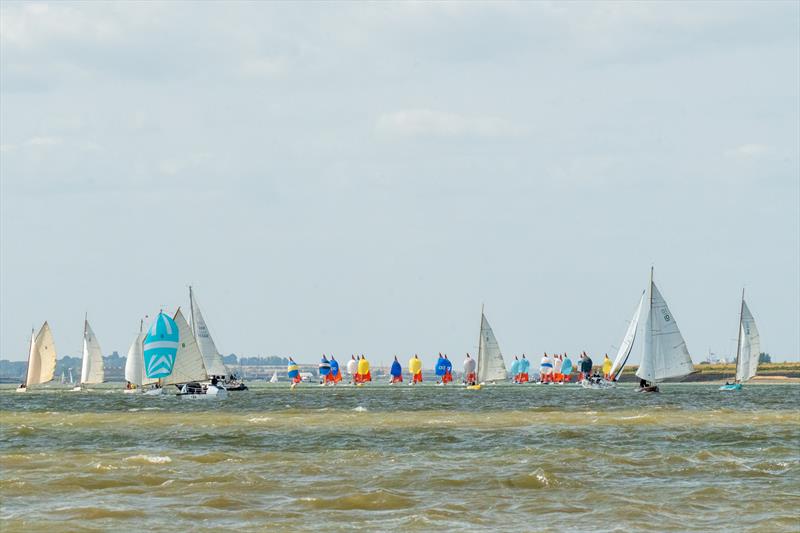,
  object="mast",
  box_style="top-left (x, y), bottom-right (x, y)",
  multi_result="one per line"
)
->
top-left (23, 327), bottom-right (34, 386)
top-left (477, 304), bottom-right (484, 382)
top-left (646, 267), bottom-right (654, 385)
top-left (80, 312), bottom-right (87, 385)
top-left (733, 288), bottom-right (745, 383)
top-left (189, 286), bottom-right (196, 339)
